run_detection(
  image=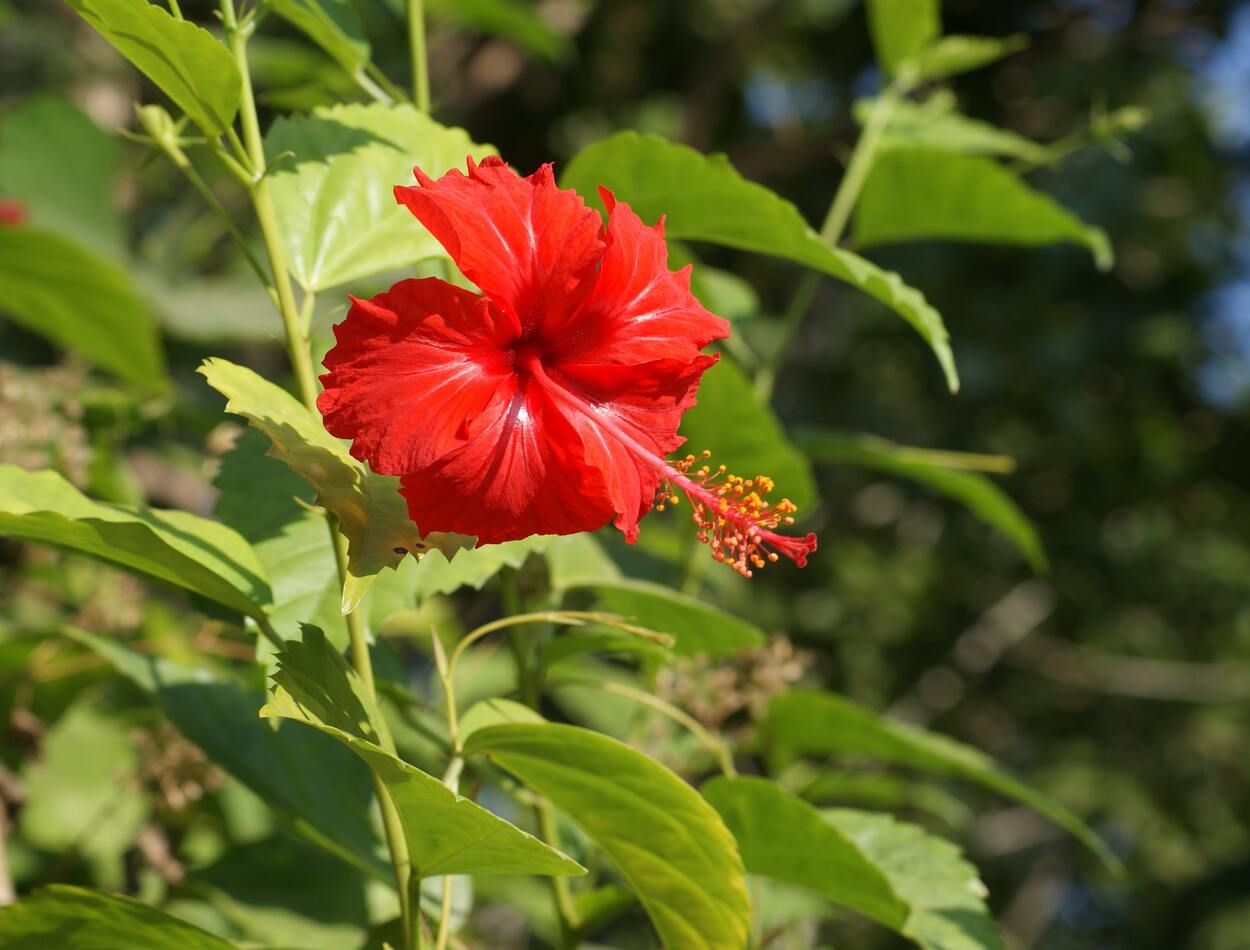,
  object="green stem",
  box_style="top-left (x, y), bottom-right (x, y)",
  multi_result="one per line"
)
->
top-left (406, 0), bottom-right (431, 112)
top-left (365, 62), bottom-right (409, 105)
top-left (500, 569), bottom-right (538, 707)
top-left (538, 799), bottom-right (580, 946)
top-left (756, 73), bottom-right (909, 400)
top-left (165, 0), bottom-right (182, 17)
top-left (220, 4), bottom-right (416, 947)
top-left (353, 67), bottom-right (395, 105)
